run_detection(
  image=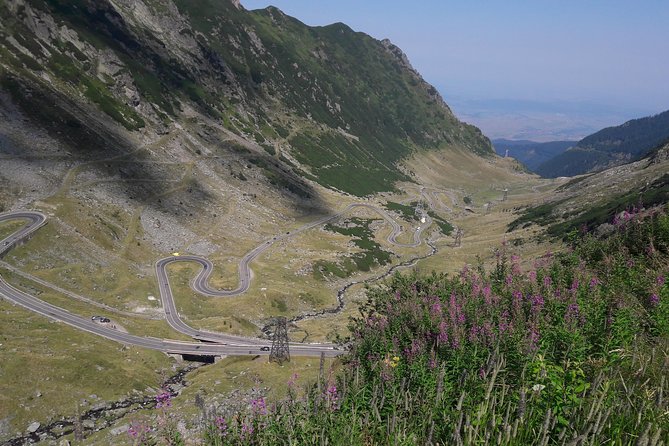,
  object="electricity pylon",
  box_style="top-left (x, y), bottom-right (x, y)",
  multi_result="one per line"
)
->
top-left (269, 317), bottom-right (290, 364)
